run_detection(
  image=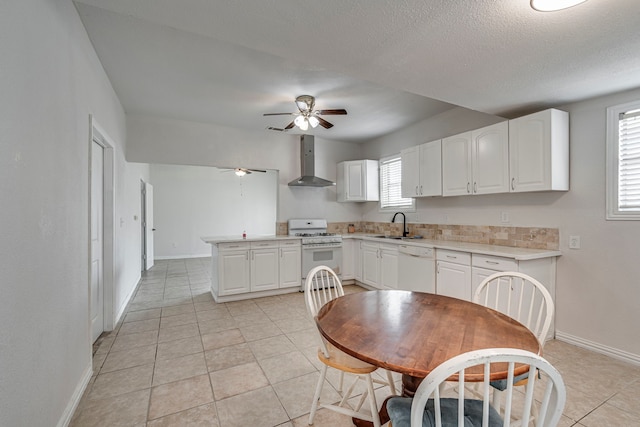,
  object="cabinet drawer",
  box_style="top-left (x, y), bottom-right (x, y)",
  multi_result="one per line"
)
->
top-left (279, 240), bottom-right (301, 247)
top-left (251, 240), bottom-right (279, 249)
top-left (218, 242), bottom-right (250, 251)
top-left (436, 249), bottom-right (471, 265)
top-left (472, 254), bottom-right (517, 271)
